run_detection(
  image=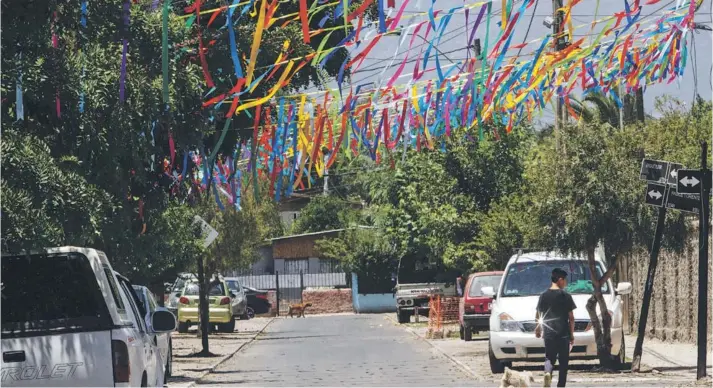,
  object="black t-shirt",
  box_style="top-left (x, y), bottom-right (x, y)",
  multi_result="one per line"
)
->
top-left (536, 288), bottom-right (576, 339)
